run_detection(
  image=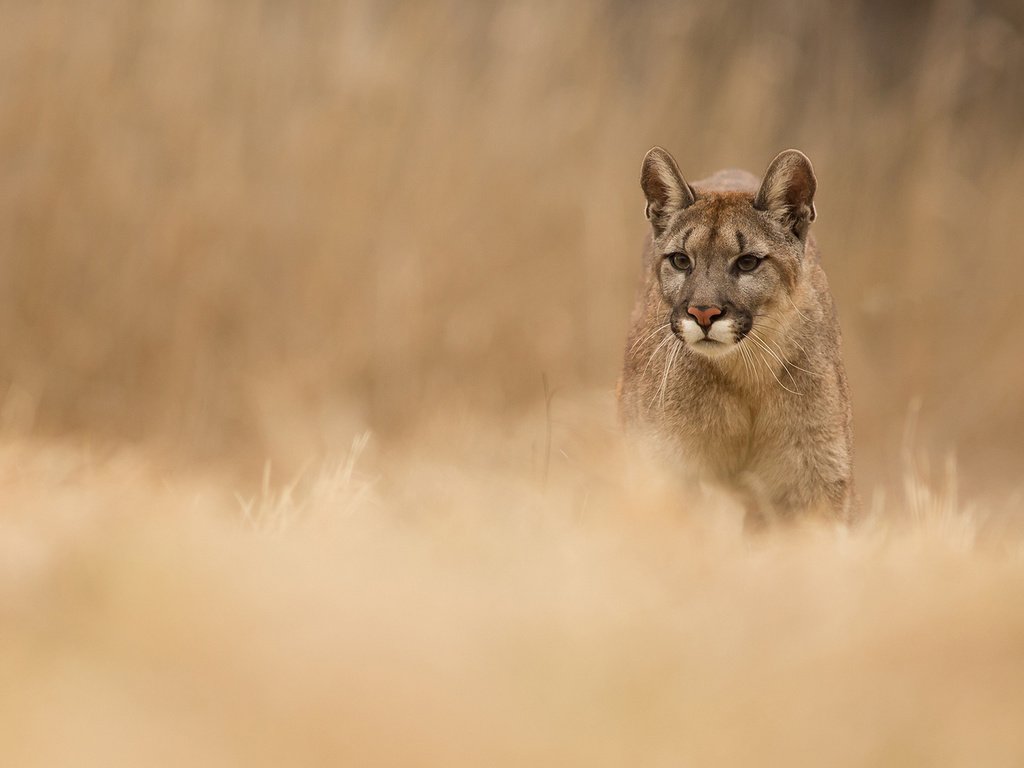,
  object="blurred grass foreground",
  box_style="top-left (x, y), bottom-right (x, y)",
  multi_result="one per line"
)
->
top-left (1, 1), bottom-right (1024, 766)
